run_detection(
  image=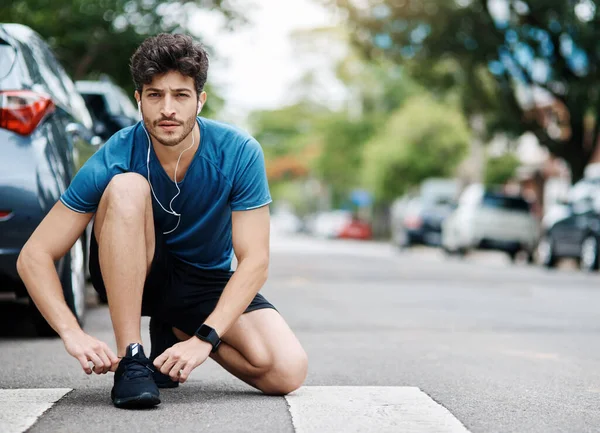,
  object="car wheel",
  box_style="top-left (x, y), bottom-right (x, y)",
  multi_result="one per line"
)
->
top-left (580, 235), bottom-right (599, 272)
top-left (31, 238), bottom-right (87, 336)
top-left (537, 235), bottom-right (557, 269)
